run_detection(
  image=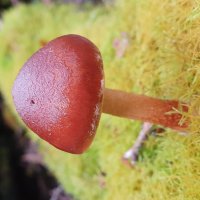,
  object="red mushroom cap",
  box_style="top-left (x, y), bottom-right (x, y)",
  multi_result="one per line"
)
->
top-left (12, 34), bottom-right (104, 154)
